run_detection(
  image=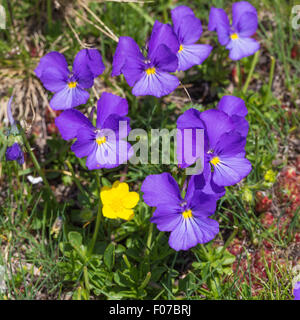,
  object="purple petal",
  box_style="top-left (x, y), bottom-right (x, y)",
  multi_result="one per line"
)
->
top-left (177, 108), bottom-right (204, 129)
top-left (151, 44), bottom-right (178, 73)
top-left (187, 191), bottom-right (217, 217)
top-left (168, 215), bottom-right (219, 251)
top-left (214, 131), bottom-right (247, 157)
top-left (7, 96), bottom-right (15, 126)
top-left (232, 1), bottom-right (257, 28)
top-left (294, 282), bottom-right (300, 300)
top-left (226, 37), bottom-right (260, 60)
top-left (148, 21), bottom-right (179, 57)
top-left (112, 36), bottom-right (145, 77)
top-left (212, 155), bottom-right (252, 186)
top-left (200, 110), bottom-right (234, 150)
top-left (132, 70), bottom-right (179, 98)
top-left (6, 143), bottom-right (24, 165)
top-left (236, 12), bottom-right (258, 37)
top-left (55, 109), bottom-right (93, 140)
top-left (208, 7), bottom-right (230, 45)
top-left (96, 92), bottom-right (129, 129)
top-left (231, 115), bottom-right (249, 137)
top-left (177, 44), bottom-right (212, 71)
top-left (35, 51), bottom-right (69, 79)
top-left (141, 173), bottom-right (182, 208)
top-left (86, 140), bottom-right (117, 170)
top-left (50, 85), bottom-right (90, 110)
top-left (72, 49), bottom-right (95, 89)
top-left (73, 48), bottom-right (105, 79)
top-left (171, 7), bottom-right (202, 44)
top-left (192, 166), bottom-right (226, 199)
top-left (121, 55), bottom-right (145, 87)
top-left (150, 204), bottom-right (182, 232)
top-left (38, 68), bottom-right (69, 92)
top-left (102, 114), bottom-right (131, 139)
top-left (217, 95), bottom-right (248, 117)
top-left (71, 127), bottom-right (96, 157)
